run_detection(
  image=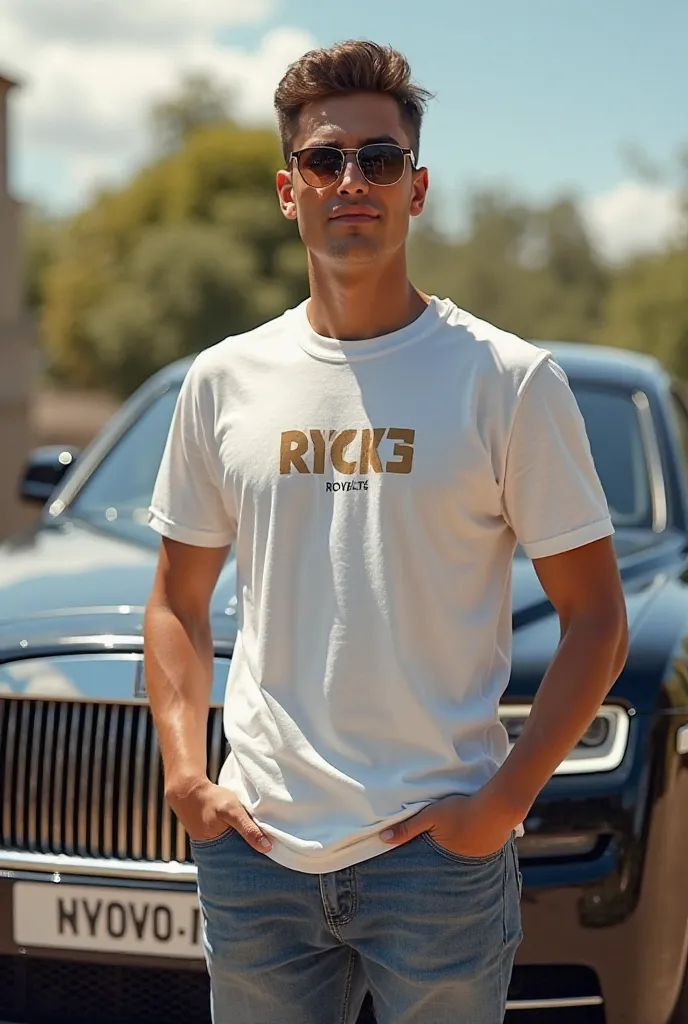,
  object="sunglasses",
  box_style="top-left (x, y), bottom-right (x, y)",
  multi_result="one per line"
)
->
top-left (290, 144), bottom-right (415, 189)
